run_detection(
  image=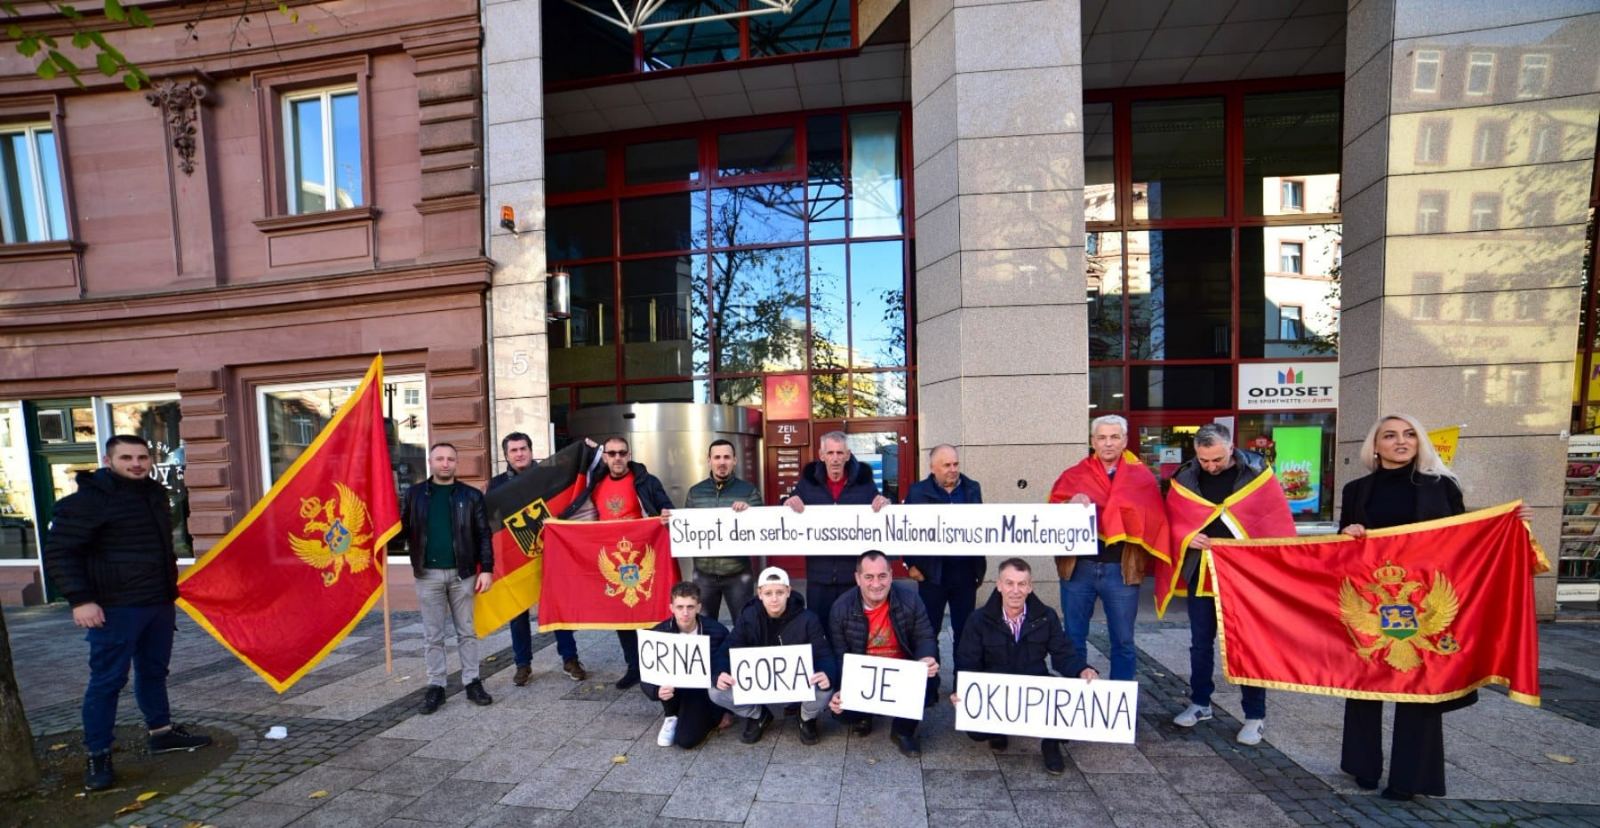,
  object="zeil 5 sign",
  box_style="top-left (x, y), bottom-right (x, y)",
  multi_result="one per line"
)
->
top-left (1237, 363), bottom-right (1338, 410)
